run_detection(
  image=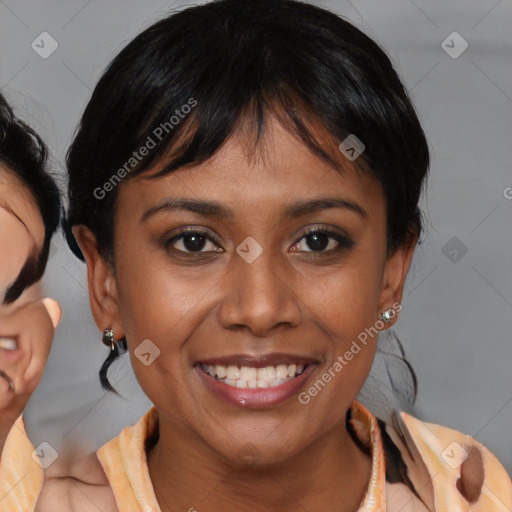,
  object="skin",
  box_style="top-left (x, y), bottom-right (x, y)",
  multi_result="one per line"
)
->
top-left (0, 166), bottom-right (42, 310)
top-left (0, 165), bottom-right (61, 453)
top-left (75, 115), bottom-right (417, 512)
